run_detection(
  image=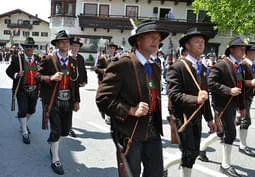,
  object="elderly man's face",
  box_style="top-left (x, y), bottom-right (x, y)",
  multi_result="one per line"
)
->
top-left (230, 46), bottom-right (246, 60)
top-left (57, 39), bottom-right (70, 53)
top-left (137, 32), bottom-right (161, 57)
top-left (185, 36), bottom-right (205, 58)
